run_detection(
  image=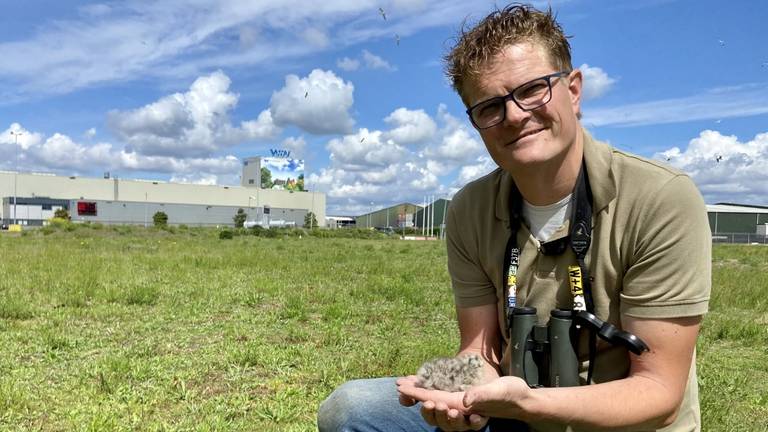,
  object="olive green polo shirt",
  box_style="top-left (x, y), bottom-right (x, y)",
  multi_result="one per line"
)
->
top-left (446, 129), bottom-right (711, 431)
